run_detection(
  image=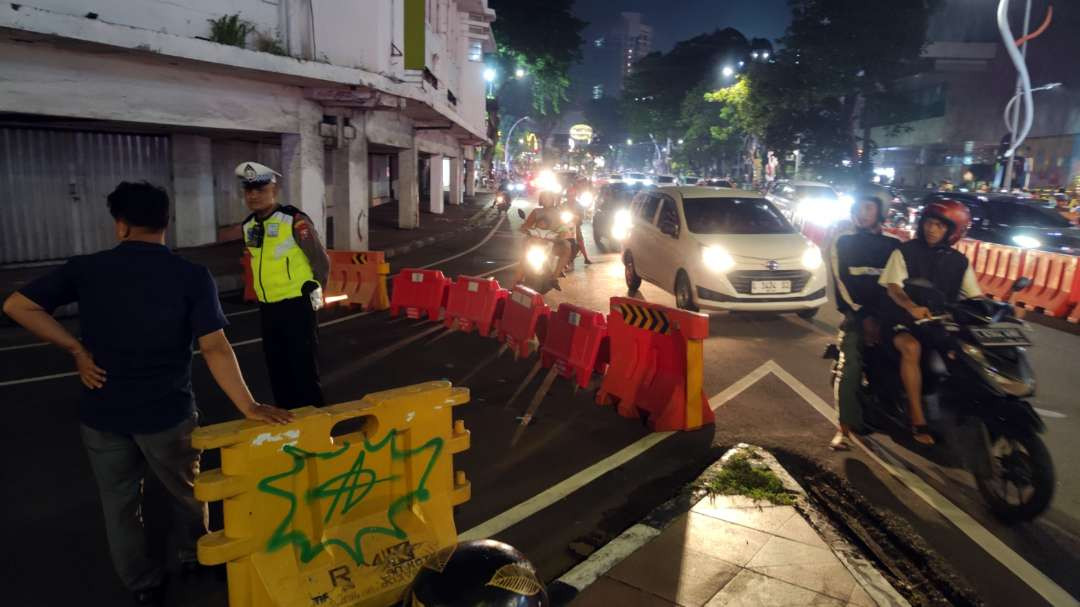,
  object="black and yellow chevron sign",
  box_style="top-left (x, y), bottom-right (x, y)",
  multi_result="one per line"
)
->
top-left (352, 253), bottom-right (369, 264)
top-left (616, 303), bottom-right (671, 334)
